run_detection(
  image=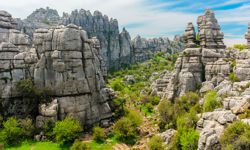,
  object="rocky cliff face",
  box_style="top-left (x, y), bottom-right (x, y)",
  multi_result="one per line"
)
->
top-left (16, 7), bottom-right (184, 70)
top-left (151, 9), bottom-right (250, 150)
top-left (0, 11), bottom-right (113, 127)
